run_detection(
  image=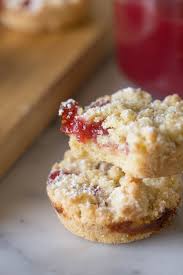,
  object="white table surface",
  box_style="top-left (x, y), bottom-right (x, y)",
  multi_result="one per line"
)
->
top-left (1, 59), bottom-right (183, 275)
